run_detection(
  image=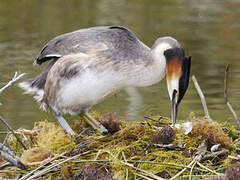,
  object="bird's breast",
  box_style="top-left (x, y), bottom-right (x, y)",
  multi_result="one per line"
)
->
top-left (56, 69), bottom-right (124, 109)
